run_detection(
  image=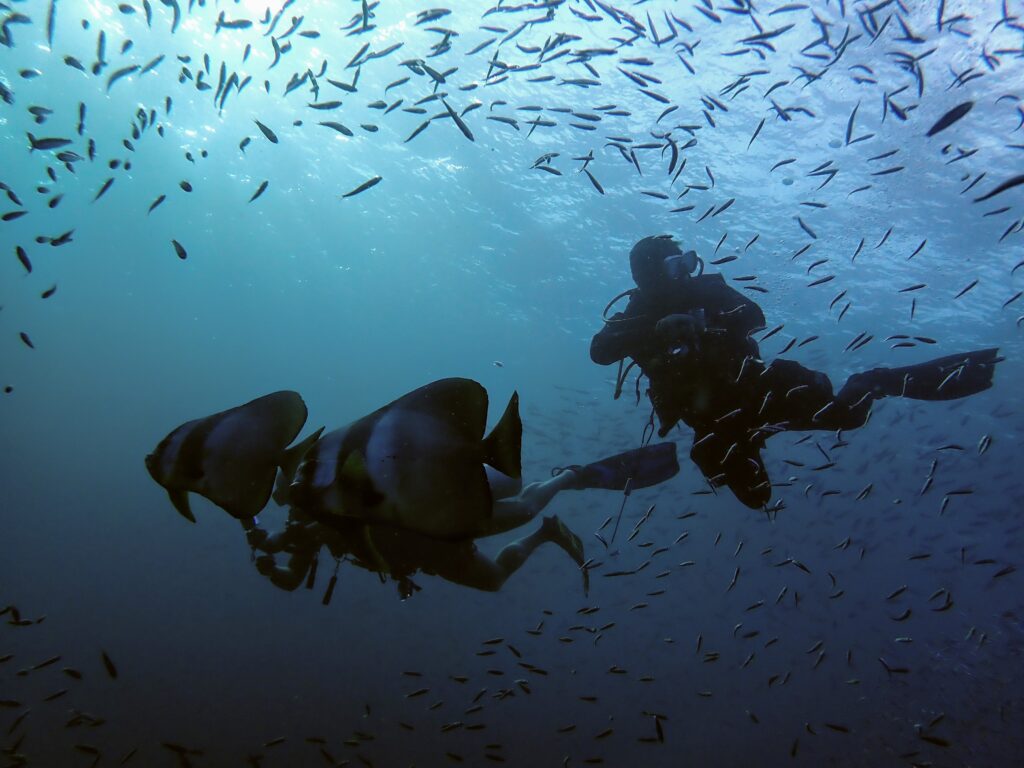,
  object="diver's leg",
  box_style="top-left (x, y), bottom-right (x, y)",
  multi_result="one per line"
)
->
top-left (422, 525), bottom-right (568, 593)
top-left (476, 470), bottom-right (582, 537)
top-left (721, 444), bottom-right (772, 509)
top-left (690, 431), bottom-right (772, 509)
top-left (840, 348), bottom-right (1001, 403)
top-left (493, 527), bottom-right (549, 582)
top-left (478, 443), bottom-right (681, 537)
top-left (470, 516), bottom-right (585, 591)
top-left (431, 549), bottom-right (507, 592)
top-left (485, 465), bottom-right (524, 501)
top-left (689, 431), bottom-right (729, 490)
top-left (760, 359), bottom-right (871, 432)
top-left (771, 348), bottom-right (1002, 436)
